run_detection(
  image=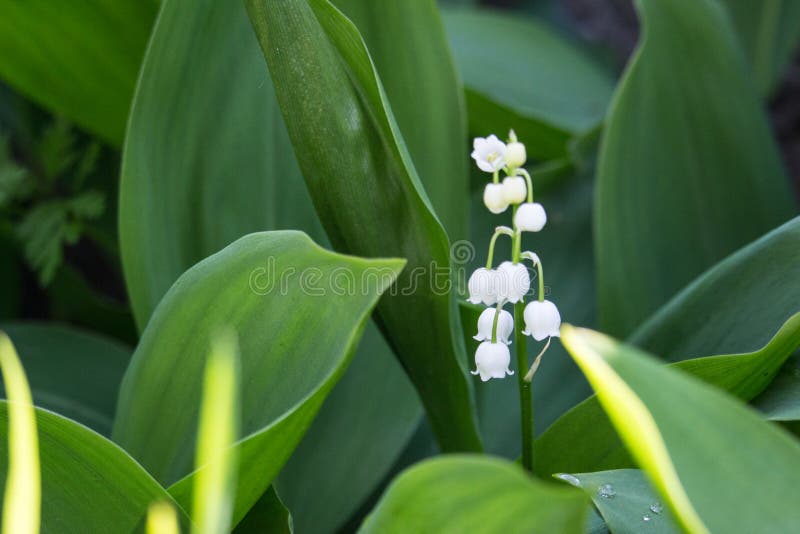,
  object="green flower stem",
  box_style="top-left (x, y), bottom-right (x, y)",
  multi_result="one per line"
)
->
top-left (492, 170), bottom-right (499, 184)
top-left (486, 226), bottom-right (513, 269)
top-left (490, 301), bottom-right (503, 343)
top-left (512, 207), bottom-right (521, 264)
top-left (515, 300), bottom-right (533, 472)
top-left (517, 168), bottom-right (534, 203)
top-left (511, 208), bottom-right (533, 473)
top-left (537, 260), bottom-right (545, 302)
